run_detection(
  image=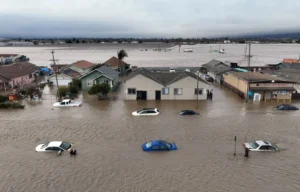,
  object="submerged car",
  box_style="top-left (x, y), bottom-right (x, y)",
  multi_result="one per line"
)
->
top-left (132, 108), bottom-right (160, 116)
top-left (243, 140), bottom-right (279, 151)
top-left (35, 141), bottom-right (72, 152)
top-left (53, 99), bottom-right (82, 107)
top-left (275, 104), bottom-right (299, 110)
top-left (142, 140), bottom-right (177, 151)
top-left (179, 110), bottom-right (199, 115)
top-left (202, 74), bottom-right (214, 82)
